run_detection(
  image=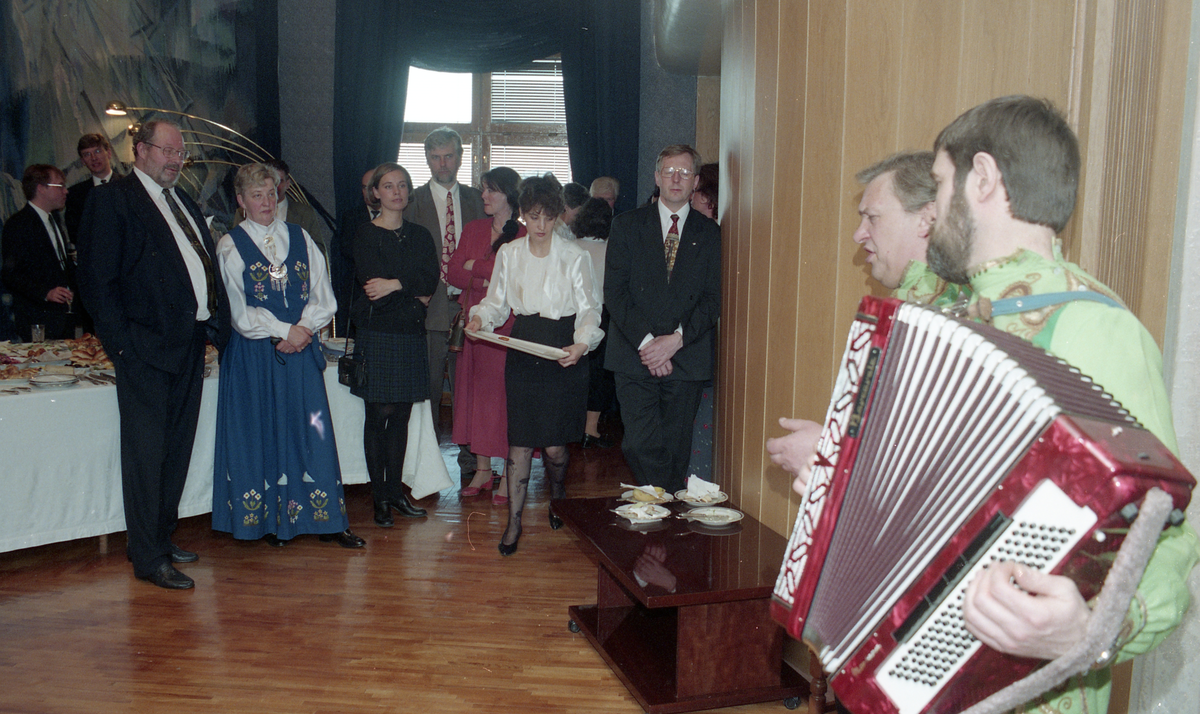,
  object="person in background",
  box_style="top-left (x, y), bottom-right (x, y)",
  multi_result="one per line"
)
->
top-left (447, 167), bottom-right (525, 502)
top-left (467, 176), bottom-right (603, 556)
top-left (554, 182), bottom-right (589, 241)
top-left (65, 133), bottom-right (119, 242)
top-left (572, 197), bottom-right (616, 448)
top-left (604, 145), bottom-right (720, 496)
top-left (212, 162), bottom-right (363, 549)
top-left (690, 163), bottom-right (718, 220)
top-left (590, 176), bottom-right (619, 209)
top-left (2, 164), bottom-right (76, 341)
top-left (330, 167), bottom-right (377, 336)
top-left (351, 163), bottom-right (439, 527)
